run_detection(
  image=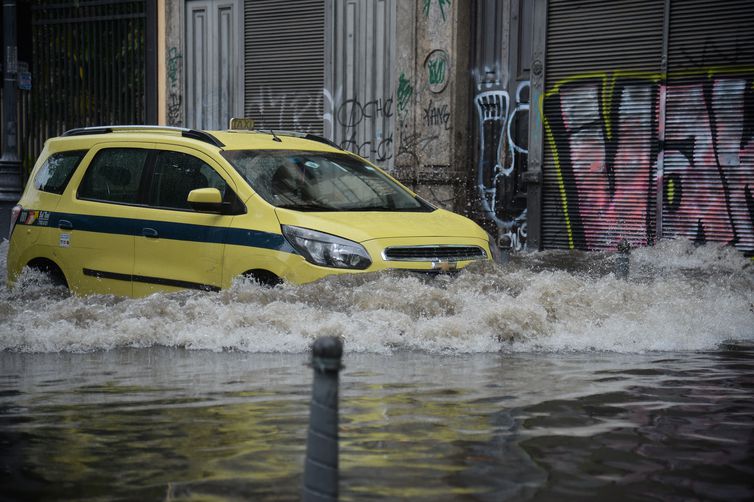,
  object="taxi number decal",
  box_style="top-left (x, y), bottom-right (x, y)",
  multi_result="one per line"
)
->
top-left (59, 233), bottom-right (71, 248)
